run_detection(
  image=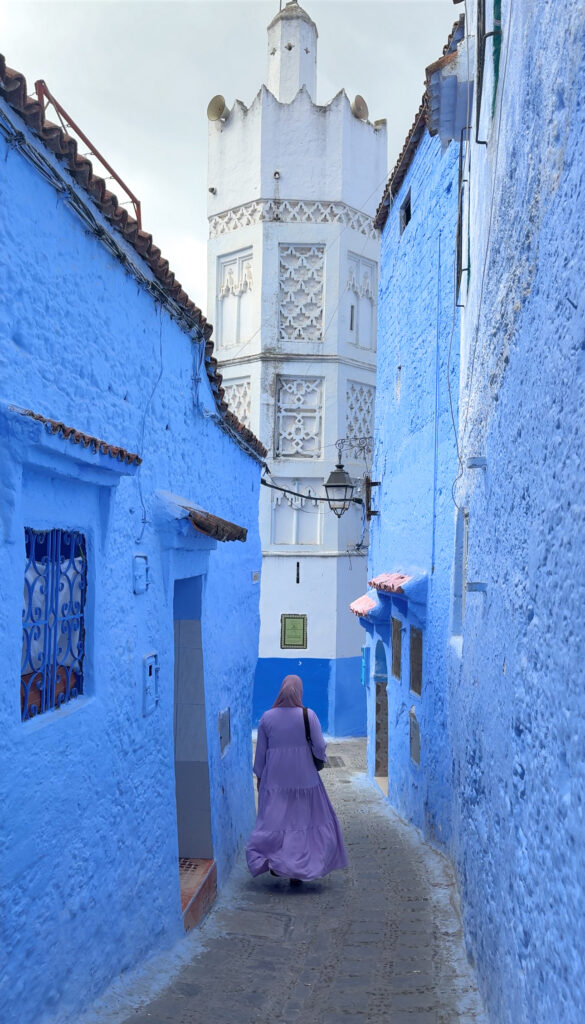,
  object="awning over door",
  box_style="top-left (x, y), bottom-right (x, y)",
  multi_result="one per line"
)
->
top-left (156, 490), bottom-right (247, 543)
